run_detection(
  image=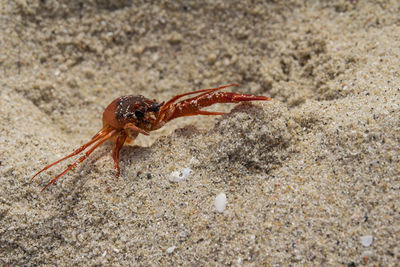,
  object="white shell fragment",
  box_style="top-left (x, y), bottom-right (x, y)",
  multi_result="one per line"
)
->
top-left (166, 246), bottom-right (176, 254)
top-left (169, 168), bottom-right (192, 182)
top-left (360, 235), bottom-right (373, 247)
top-left (214, 193), bottom-right (227, 212)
